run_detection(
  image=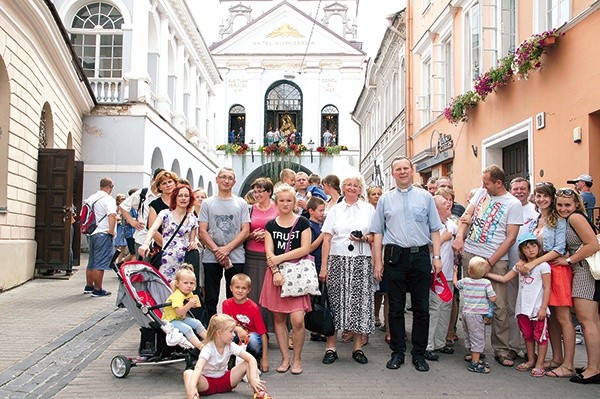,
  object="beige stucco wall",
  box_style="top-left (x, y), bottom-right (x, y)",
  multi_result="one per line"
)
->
top-left (0, 1), bottom-right (94, 290)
